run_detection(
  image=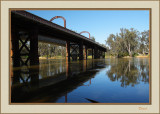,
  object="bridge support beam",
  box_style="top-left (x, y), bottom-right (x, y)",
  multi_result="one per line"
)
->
top-left (99, 50), bottom-right (102, 59)
top-left (66, 41), bottom-right (71, 62)
top-left (70, 43), bottom-right (78, 61)
top-left (84, 46), bottom-right (87, 60)
top-left (79, 41), bottom-right (83, 60)
top-left (94, 47), bottom-right (98, 59)
top-left (11, 28), bottom-right (20, 67)
top-left (92, 48), bottom-right (94, 59)
top-left (11, 27), bottom-right (39, 66)
top-left (66, 41), bottom-right (86, 62)
top-left (97, 50), bottom-right (100, 59)
top-left (30, 28), bottom-right (39, 65)
top-left (102, 51), bottom-right (105, 58)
